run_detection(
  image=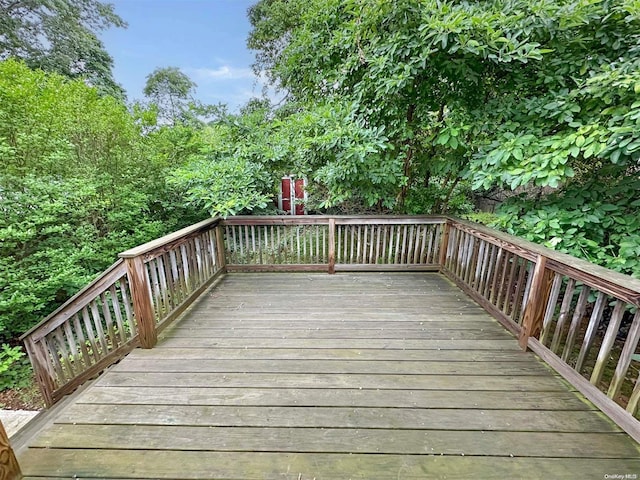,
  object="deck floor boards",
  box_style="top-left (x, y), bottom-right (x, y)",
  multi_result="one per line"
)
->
top-left (17, 272), bottom-right (640, 479)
